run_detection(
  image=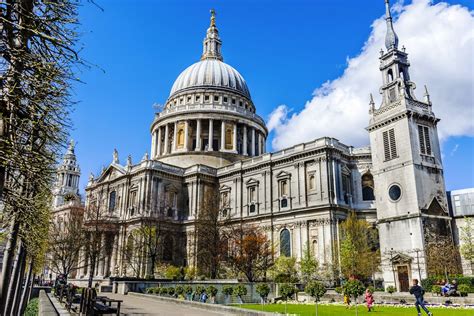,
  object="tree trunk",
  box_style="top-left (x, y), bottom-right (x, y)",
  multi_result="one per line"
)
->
top-left (5, 242), bottom-right (25, 316)
top-left (0, 219), bottom-right (19, 312)
top-left (12, 244), bottom-right (27, 316)
top-left (18, 258), bottom-right (33, 316)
